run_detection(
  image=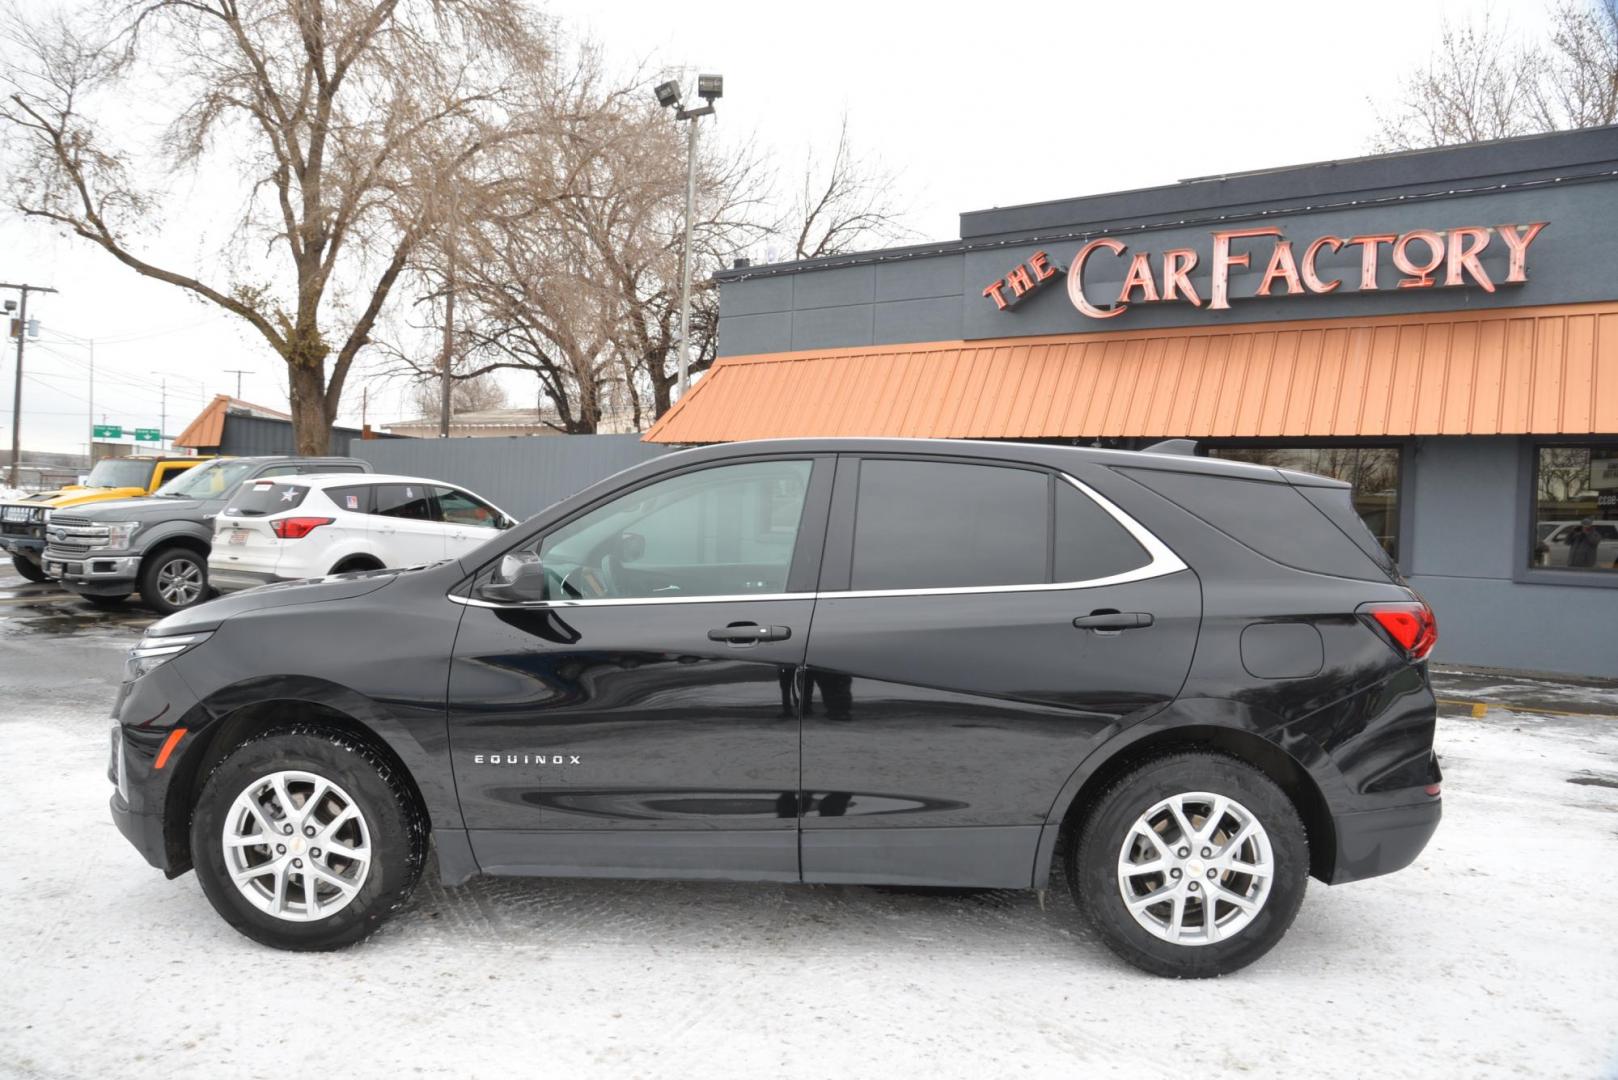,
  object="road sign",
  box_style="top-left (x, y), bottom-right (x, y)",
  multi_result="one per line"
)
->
top-left (134, 428), bottom-right (161, 442)
top-left (93, 424), bottom-right (123, 439)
